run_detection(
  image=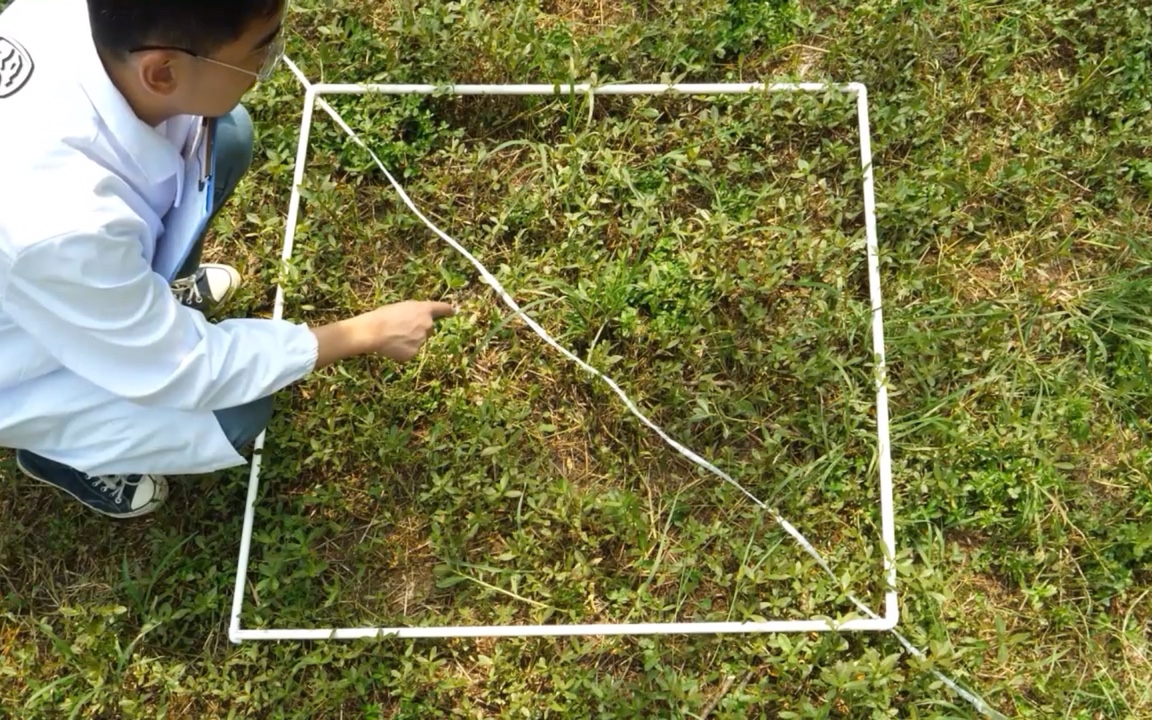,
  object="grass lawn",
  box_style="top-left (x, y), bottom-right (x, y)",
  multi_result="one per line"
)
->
top-left (2, 0), bottom-right (1151, 717)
